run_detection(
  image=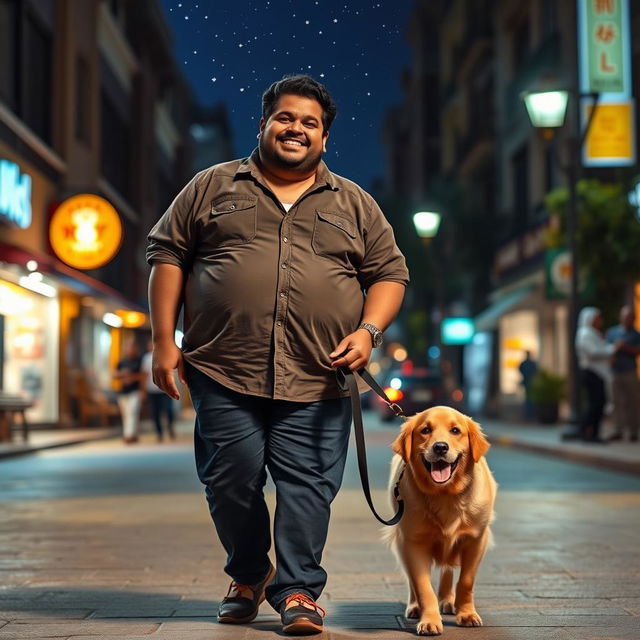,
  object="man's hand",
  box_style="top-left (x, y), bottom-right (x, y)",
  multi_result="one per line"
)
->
top-left (152, 341), bottom-right (186, 400)
top-left (329, 329), bottom-right (372, 371)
